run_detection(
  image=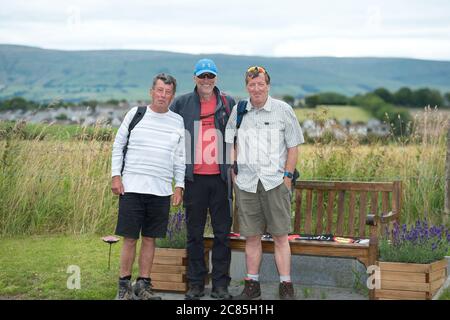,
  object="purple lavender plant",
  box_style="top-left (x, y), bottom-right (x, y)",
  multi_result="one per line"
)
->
top-left (156, 207), bottom-right (187, 249)
top-left (380, 219), bottom-right (450, 264)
